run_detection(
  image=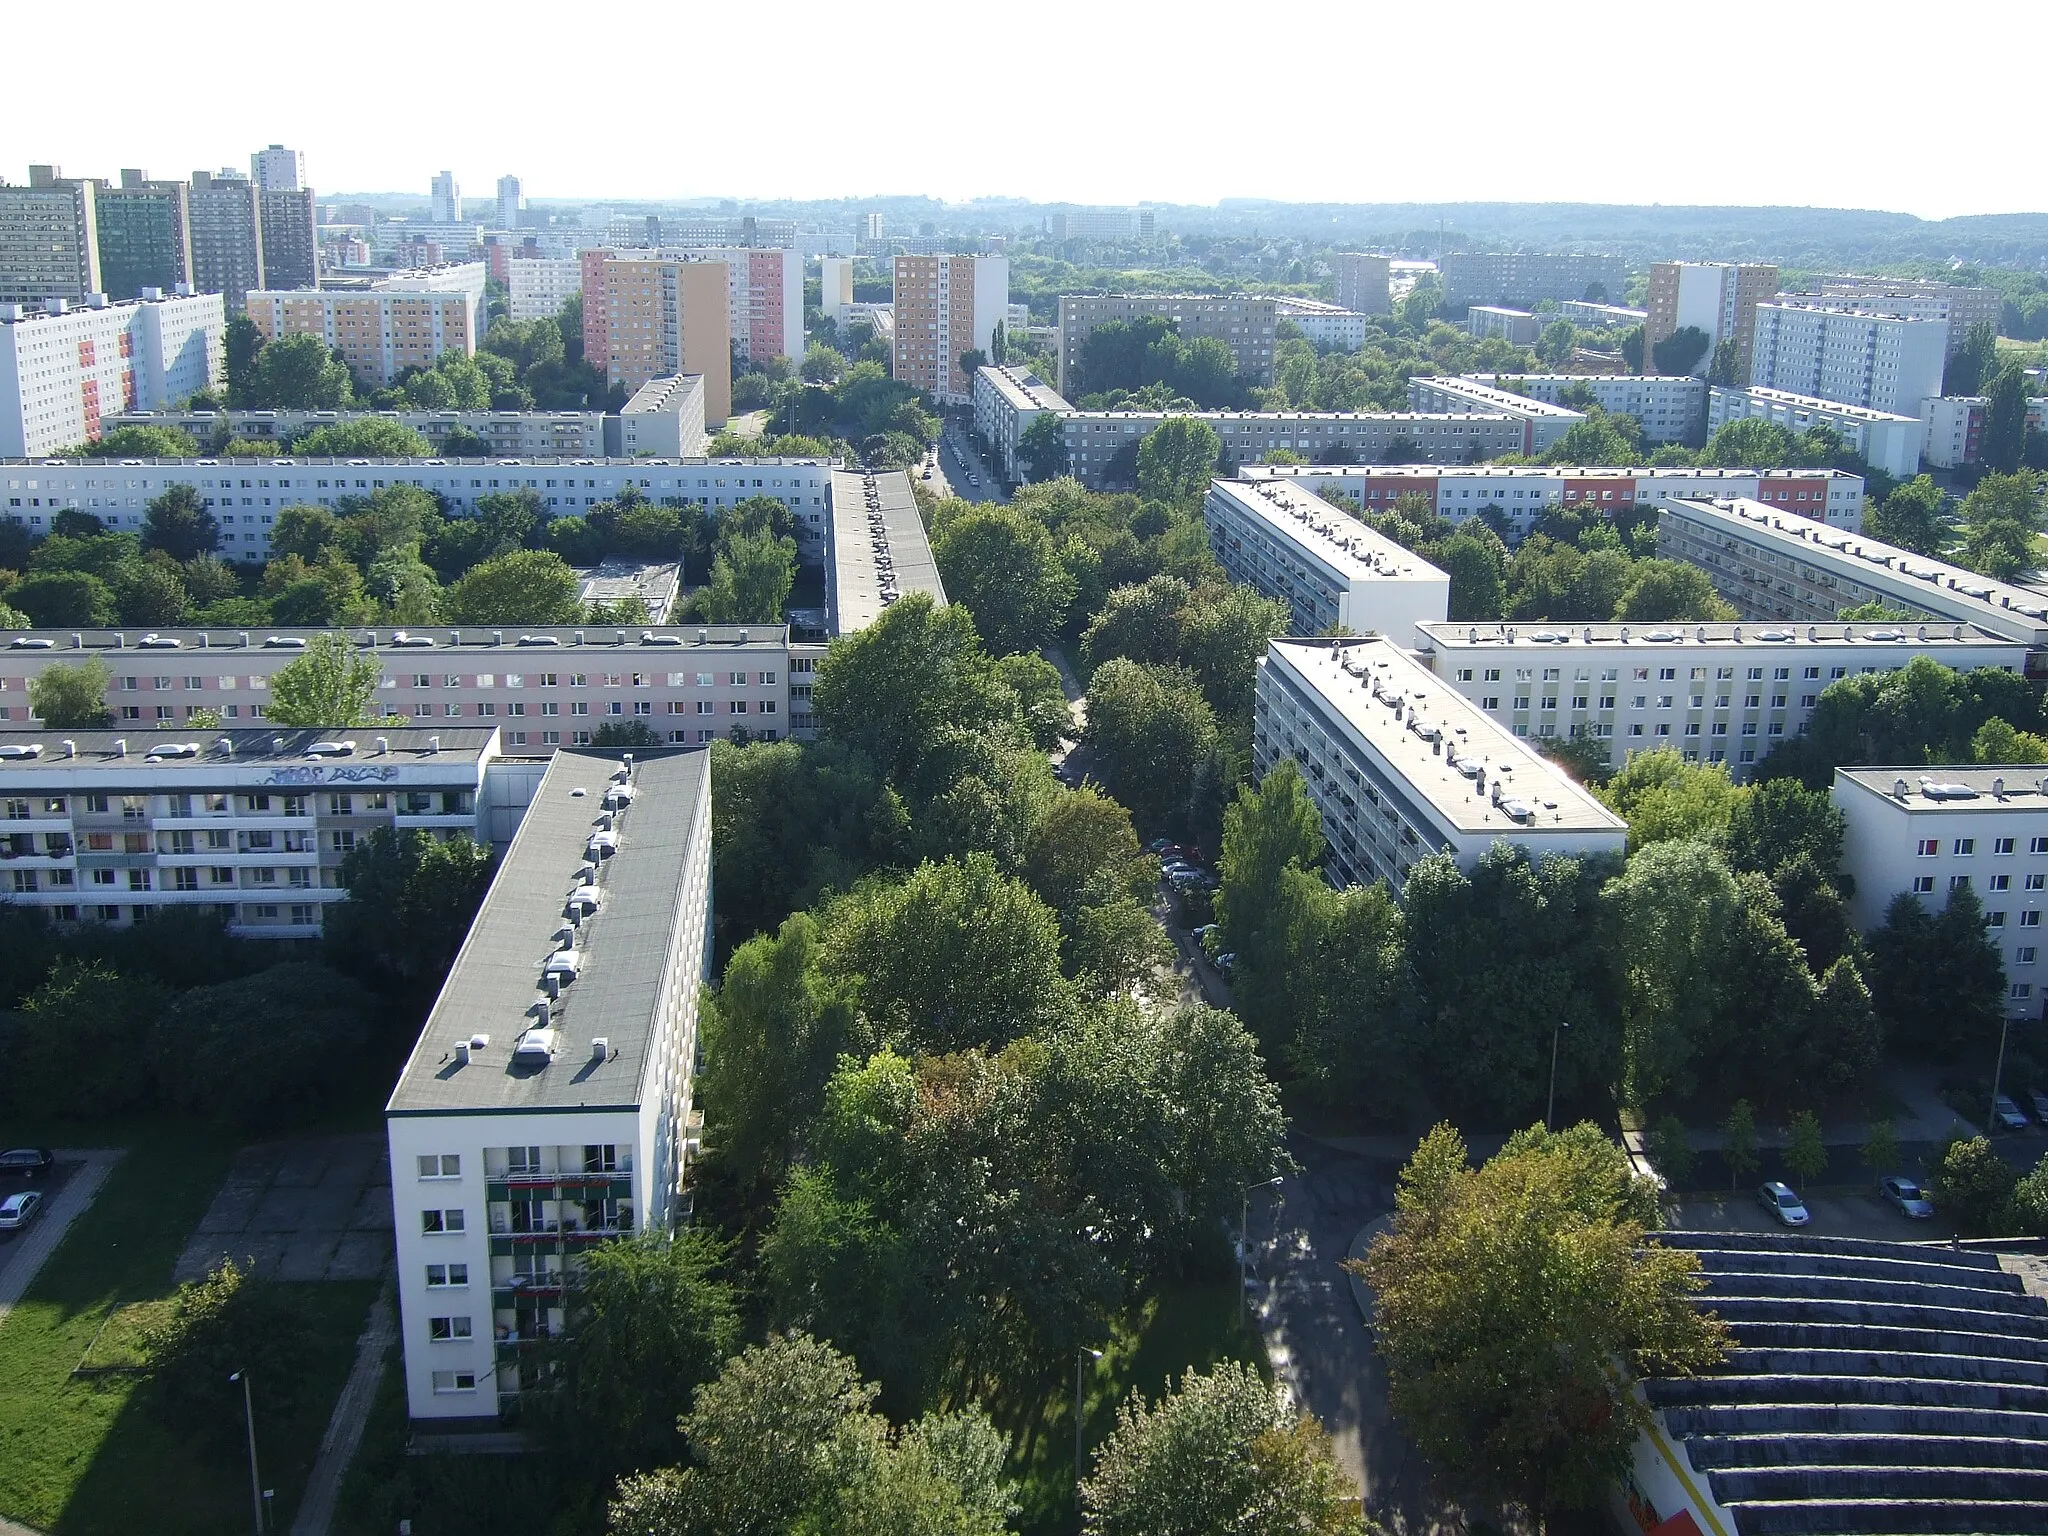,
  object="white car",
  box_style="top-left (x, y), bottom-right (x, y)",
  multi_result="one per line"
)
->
top-left (0, 1191), bottom-right (43, 1230)
top-left (1758, 1181), bottom-right (1810, 1227)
